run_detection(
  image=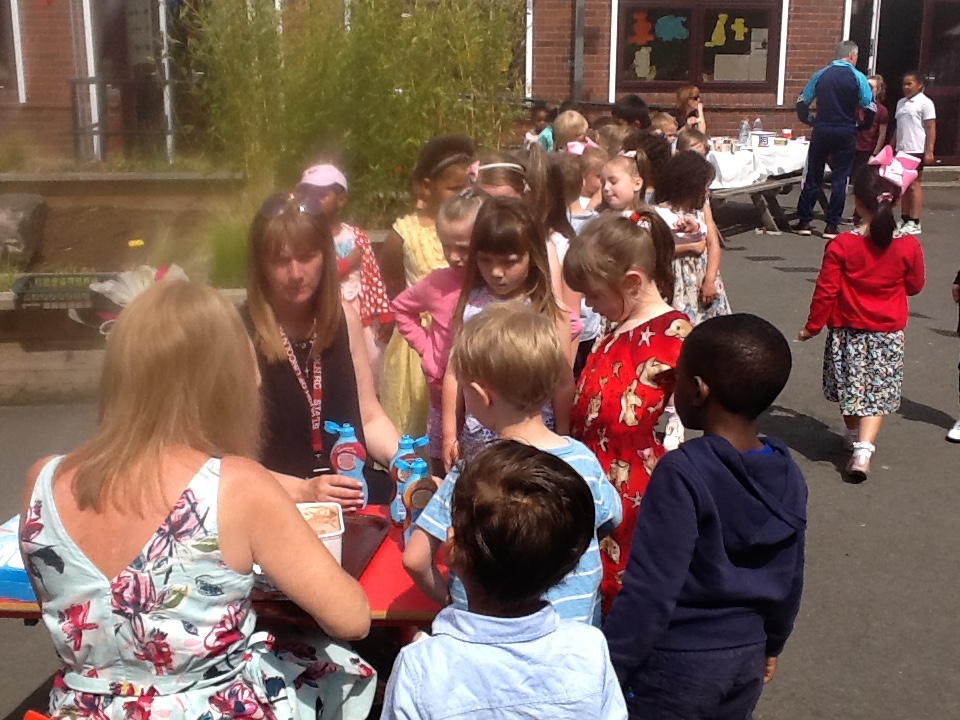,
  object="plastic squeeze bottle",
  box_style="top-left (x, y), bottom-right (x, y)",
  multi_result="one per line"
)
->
top-left (324, 421), bottom-right (369, 509)
top-left (389, 435), bottom-right (428, 525)
top-left (400, 459), bottom-right (435, 546)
